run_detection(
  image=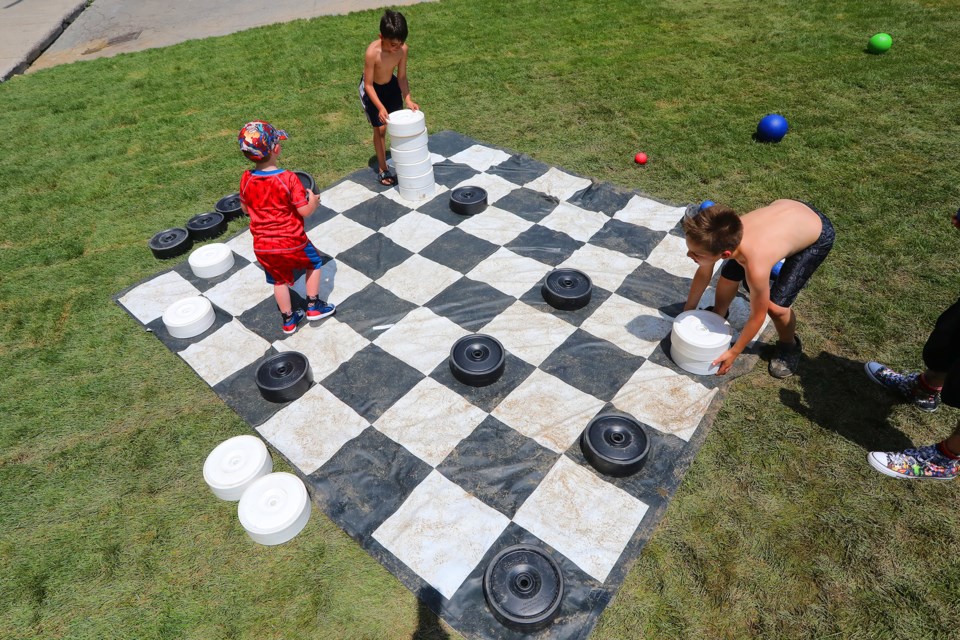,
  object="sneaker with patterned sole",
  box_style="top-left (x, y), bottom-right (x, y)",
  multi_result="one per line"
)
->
top-left (769, 335), bottom-right (802, 378)
top-left (868, 444), bottom-right (959, 480)
top-left (863, 361), bottom-right (940, 412)
top-left (281, 309), bottom-right (305, 334)
top-left (306, 298), bottom-right (336, 321)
